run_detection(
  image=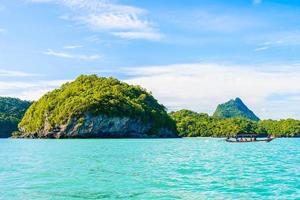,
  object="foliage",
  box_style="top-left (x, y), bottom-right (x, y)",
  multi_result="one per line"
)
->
top-left (19, 75), bottom-right (176, 135)
top-left (213, 97), bottom-right (260, 121)
top-left (170, 110), bottom-right (300, 137)
top-left (0, 97), bottom-right (31, 137)
top-left (259, 119), bottom-right (300, 137)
